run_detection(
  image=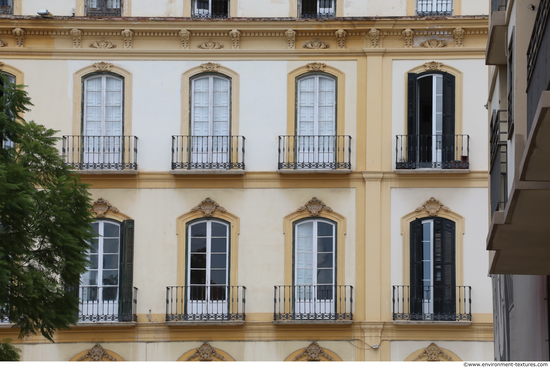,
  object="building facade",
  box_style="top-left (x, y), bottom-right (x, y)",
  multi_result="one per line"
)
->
top-left (487, 0), bottom-right (550, 361)
top-left (0, 0), bottom-right (493, 361)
